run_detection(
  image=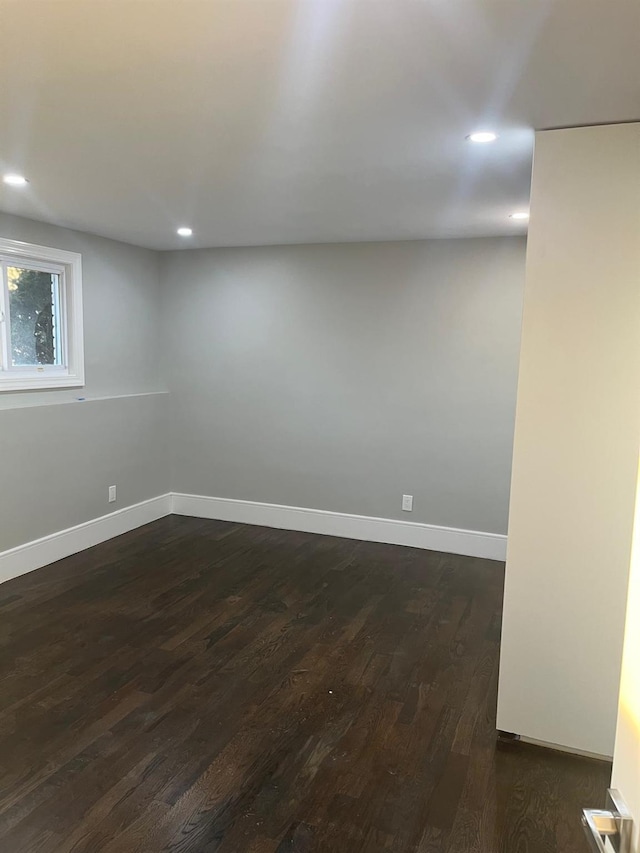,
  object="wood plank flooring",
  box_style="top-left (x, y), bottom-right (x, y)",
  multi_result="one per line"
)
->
top-left (0, 516), bottom-right (609, 852)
